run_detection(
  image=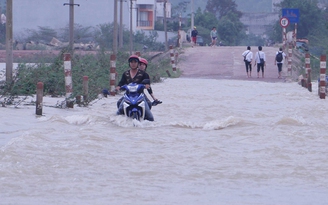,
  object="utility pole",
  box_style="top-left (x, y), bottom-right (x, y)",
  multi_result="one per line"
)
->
top-left (6, 0), bottom-right (13, 83)
top-left (63, 0), bottom-right (80, 55)
top-left (178, 13), bottom-right (181, 48)
top-left (119, 0), bottom-right (123, 48)
top-left (191, 0), bottom-right (194, 30)
top-left (113, 0), bottom-right (118, 54)
top-left (164, 0), bottom-right (168, 50)
top-left (129, 0), bottom-right (136, 55)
